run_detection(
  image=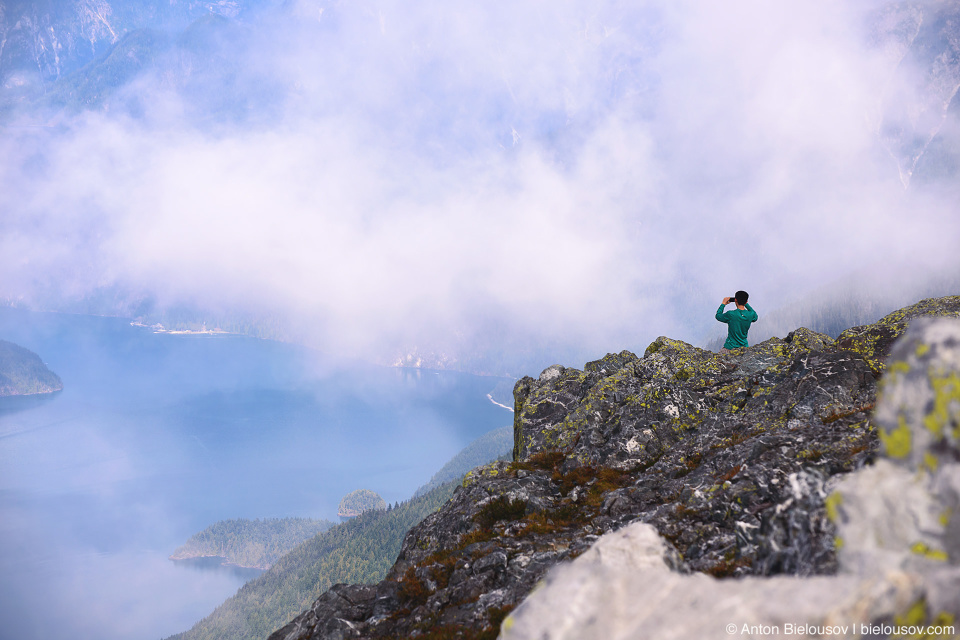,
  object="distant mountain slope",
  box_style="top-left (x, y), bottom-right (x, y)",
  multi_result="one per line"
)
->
top-left (0, 0), bottom-right (269, 80)
top-left (170, 517), bottom-right (335, 570)
top-left (4, 0), bottom-right (957, 182)
top-left (0, 339), bottom-right (63, 396)
top-left (166, 482), bottom-right (458, 640)
top-left (870, 0), bottom-right (960, 186)
top-left (166, 422), bottom-right (514, 640)
top-left (0, 0), bottom-right (275, 120)
top-left (413, 424), bottom-right (513, 498)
